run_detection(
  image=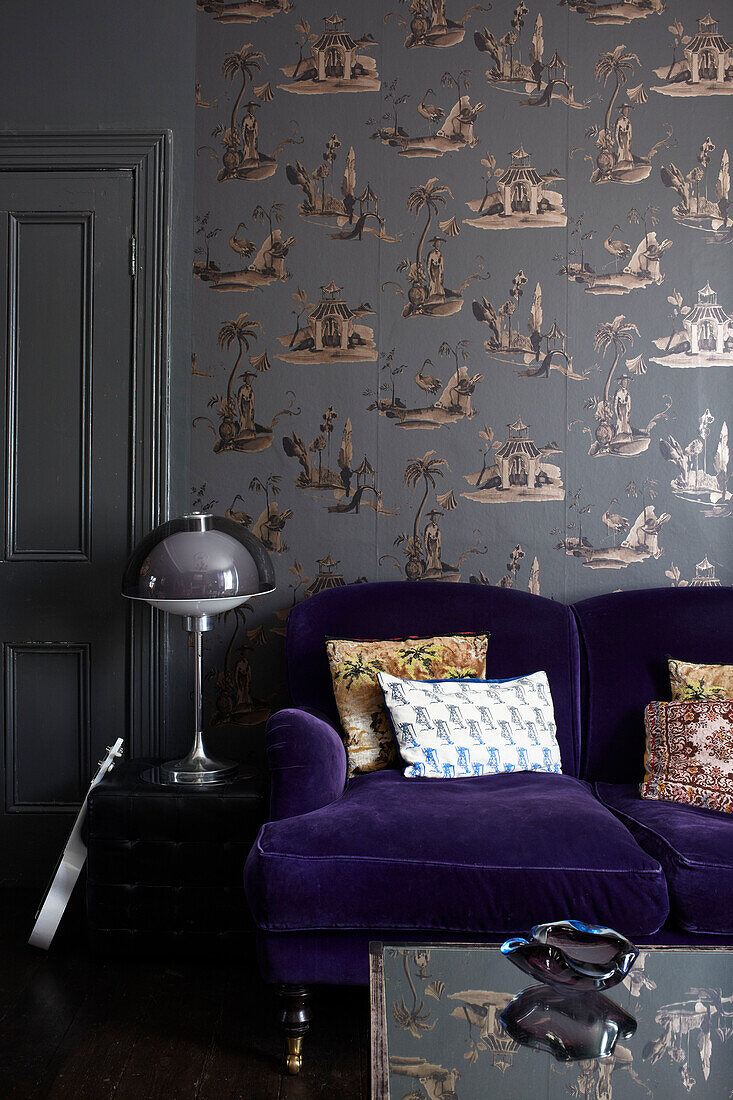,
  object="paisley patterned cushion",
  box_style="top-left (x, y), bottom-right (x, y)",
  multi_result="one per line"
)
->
top-left (641, 700), bottom-right (733, 814)
top-left (326, 634), bottom-right (489, 778)
top-left (377, 669), bottom-right (561, 779)
top-left (668, 658), bottom-right (733, 701)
